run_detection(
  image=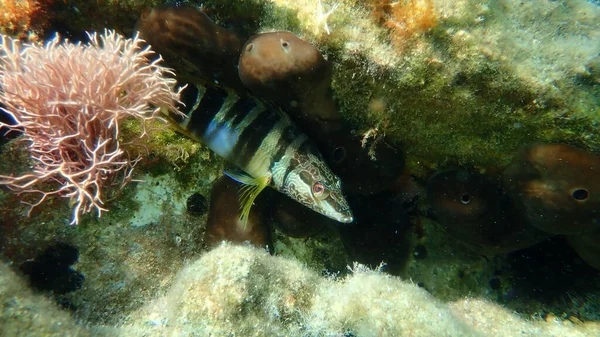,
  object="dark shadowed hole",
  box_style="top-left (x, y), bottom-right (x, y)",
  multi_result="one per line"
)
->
top-left (460, 193), bottom-right (471, 205)
top-left (332, 146), bottom-right (346, 164)
top-left (572, 188), bottom-right (589, 201)
top-left (19, 242), bottom-right (84, 294)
